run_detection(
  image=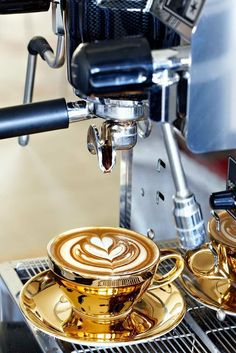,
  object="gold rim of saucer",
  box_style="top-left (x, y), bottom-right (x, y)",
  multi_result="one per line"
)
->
top-left (19, 270), bottom-right (186, 347)
top-left (180, 246), bottom-right (236, 316)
